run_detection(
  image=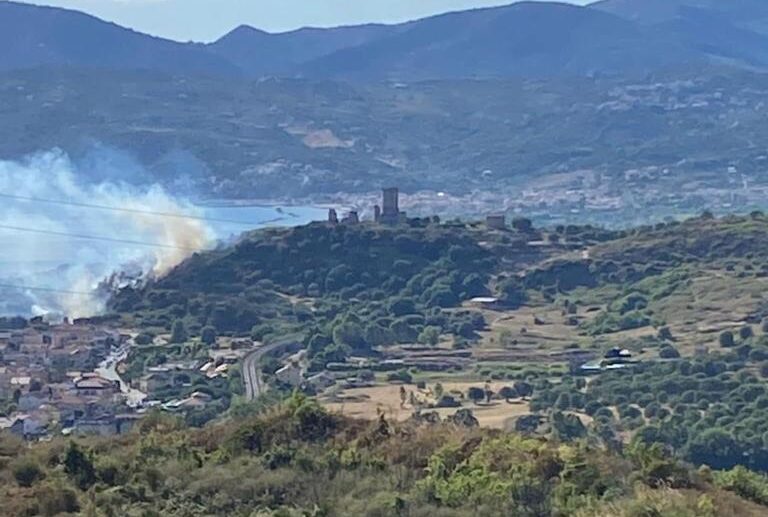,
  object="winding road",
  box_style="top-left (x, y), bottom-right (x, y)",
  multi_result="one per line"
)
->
top-left (242, 337), bottom-right (302, 400)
